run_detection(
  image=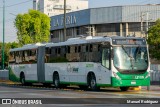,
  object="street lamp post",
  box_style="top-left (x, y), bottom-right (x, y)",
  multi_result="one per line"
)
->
top-left (63, 0), bottom-right (66, 41)
top-left (2, 0), bottom-right (5, 70)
